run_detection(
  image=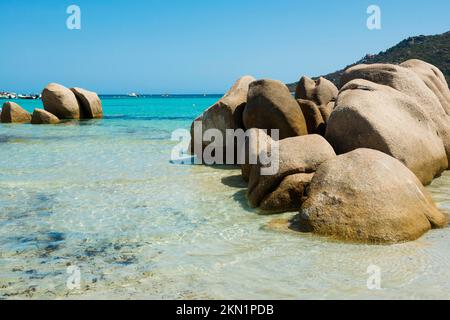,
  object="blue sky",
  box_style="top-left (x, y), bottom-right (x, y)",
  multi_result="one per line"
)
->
top-left (0, 0), bottom-right (449, 94)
